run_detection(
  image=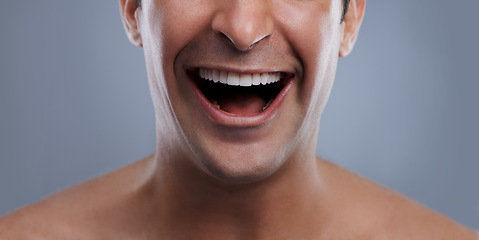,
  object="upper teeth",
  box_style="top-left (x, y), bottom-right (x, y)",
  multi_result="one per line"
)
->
top-left (199, 68), bottom-right (281, 87)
